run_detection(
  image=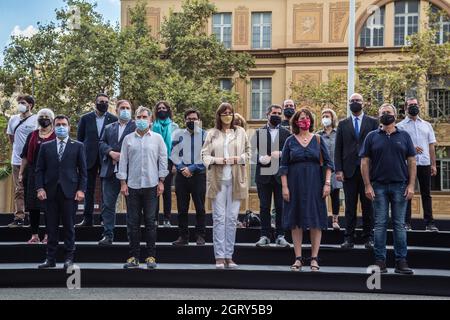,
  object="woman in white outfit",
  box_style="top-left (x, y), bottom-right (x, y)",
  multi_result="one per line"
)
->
top-left (202, 103), bottom-right (250, 269)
